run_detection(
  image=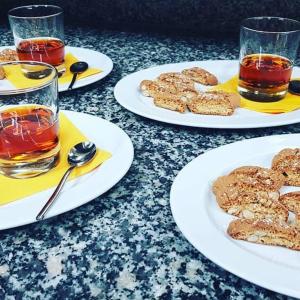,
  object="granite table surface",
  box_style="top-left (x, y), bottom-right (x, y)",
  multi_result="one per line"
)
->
top-left (0, 27), bottom-right (299, 300)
